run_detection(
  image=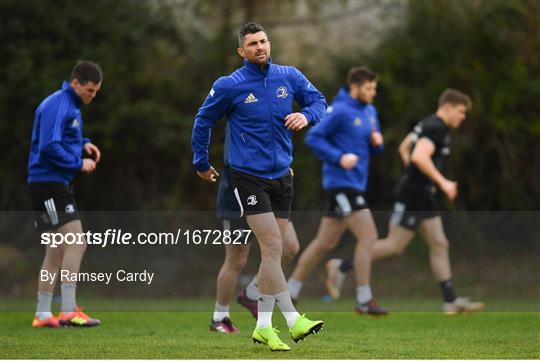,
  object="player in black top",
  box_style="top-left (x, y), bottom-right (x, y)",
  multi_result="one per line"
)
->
top-left (325, 89), bottom-right (484, 314)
